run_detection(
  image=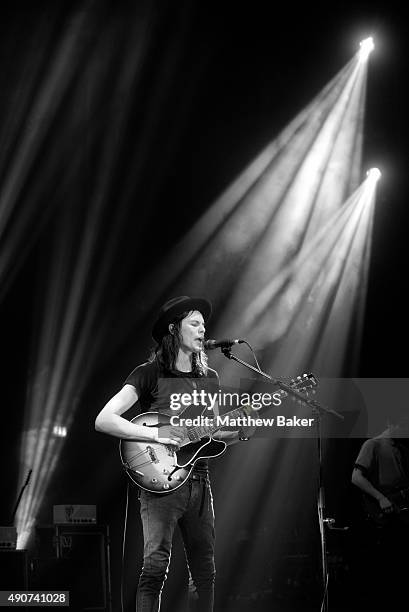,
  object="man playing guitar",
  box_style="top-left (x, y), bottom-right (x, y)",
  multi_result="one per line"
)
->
top-left (95, 296), bottom-right (253, 612)
top-left (351, 412), bottom-right (409, 607)
top-left (352, 424), bottom-right (409, 522)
